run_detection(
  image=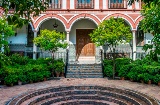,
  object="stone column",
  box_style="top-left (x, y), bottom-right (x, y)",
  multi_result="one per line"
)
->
top-left (33, 30), bottom-right (38, 59)
top-left (66, 30), bottom-right (70, 42)
top-left (132, 30), bottom-right (136, 60)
